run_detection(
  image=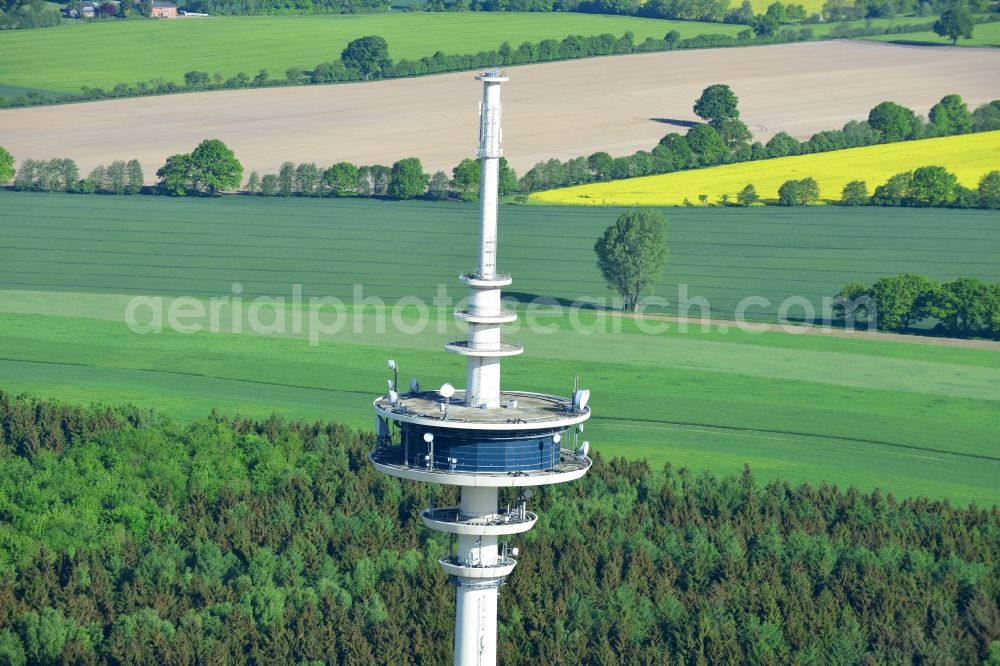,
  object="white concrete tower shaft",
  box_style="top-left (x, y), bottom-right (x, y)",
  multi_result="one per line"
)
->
top-left (461, 72), bottom-right (513, 410)
top-left (452, 486), bottom-right (502, 666)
